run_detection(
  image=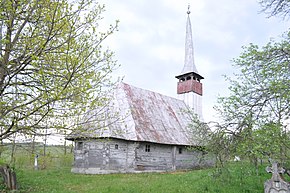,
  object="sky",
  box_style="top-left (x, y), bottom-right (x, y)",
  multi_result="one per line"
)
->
top-left (97, 0), bottom-right (289, 122)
